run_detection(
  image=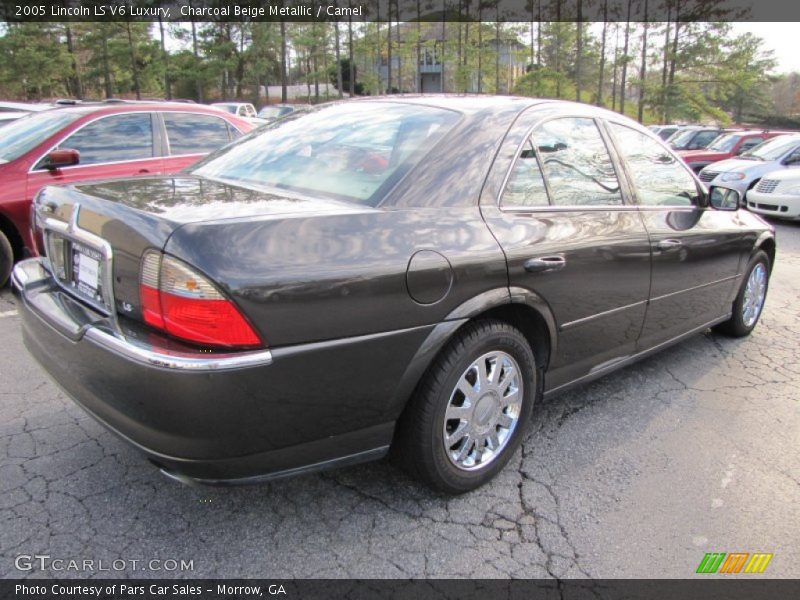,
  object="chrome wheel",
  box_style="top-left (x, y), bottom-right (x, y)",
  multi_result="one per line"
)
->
top-left (443, 351), bottom-right (523, 471)
top-left (742, 263), bottom-right (767, 328)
